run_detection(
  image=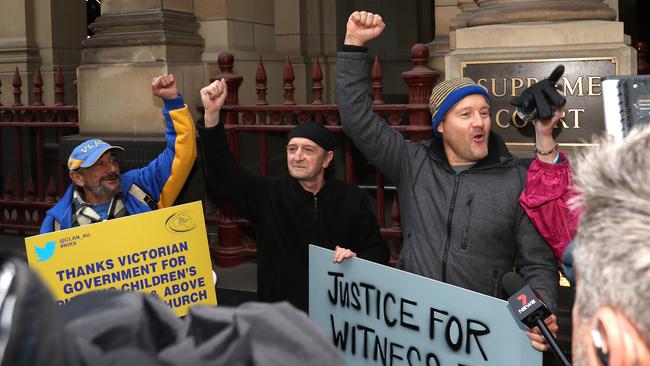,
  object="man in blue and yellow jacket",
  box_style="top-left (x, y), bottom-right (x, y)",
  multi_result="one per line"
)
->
top-left (40, 74), bottom-right (197, 233)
